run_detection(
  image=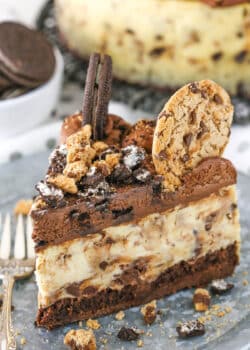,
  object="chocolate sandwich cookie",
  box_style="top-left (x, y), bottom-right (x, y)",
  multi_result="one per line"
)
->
top-left (82, 53), bottom-right (112, 140)
top-left (0, 22), bottom-right (55, 87)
